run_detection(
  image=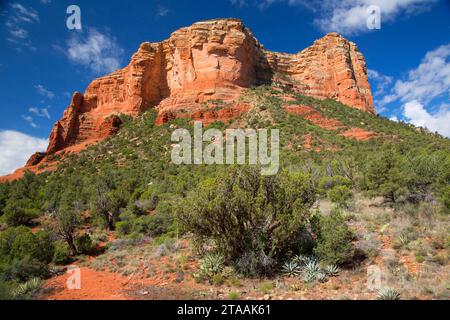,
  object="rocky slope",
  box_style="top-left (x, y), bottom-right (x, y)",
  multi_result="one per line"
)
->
top-left (12, 18), bottom-right (374, 175)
